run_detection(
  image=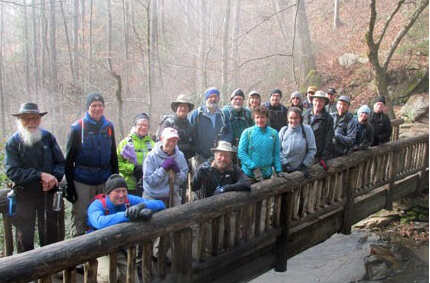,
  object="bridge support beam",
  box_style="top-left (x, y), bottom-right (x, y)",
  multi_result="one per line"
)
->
top-left (275, 193), bottom-right (289, 272)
